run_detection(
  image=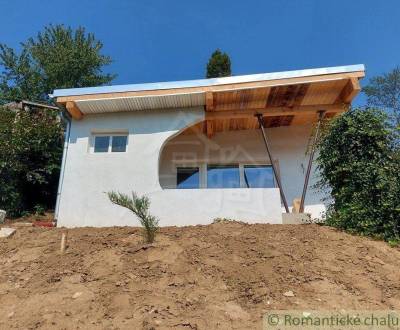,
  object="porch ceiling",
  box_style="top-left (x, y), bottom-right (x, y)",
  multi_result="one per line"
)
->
top-left (53, 65), bottom-right (365, 130)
